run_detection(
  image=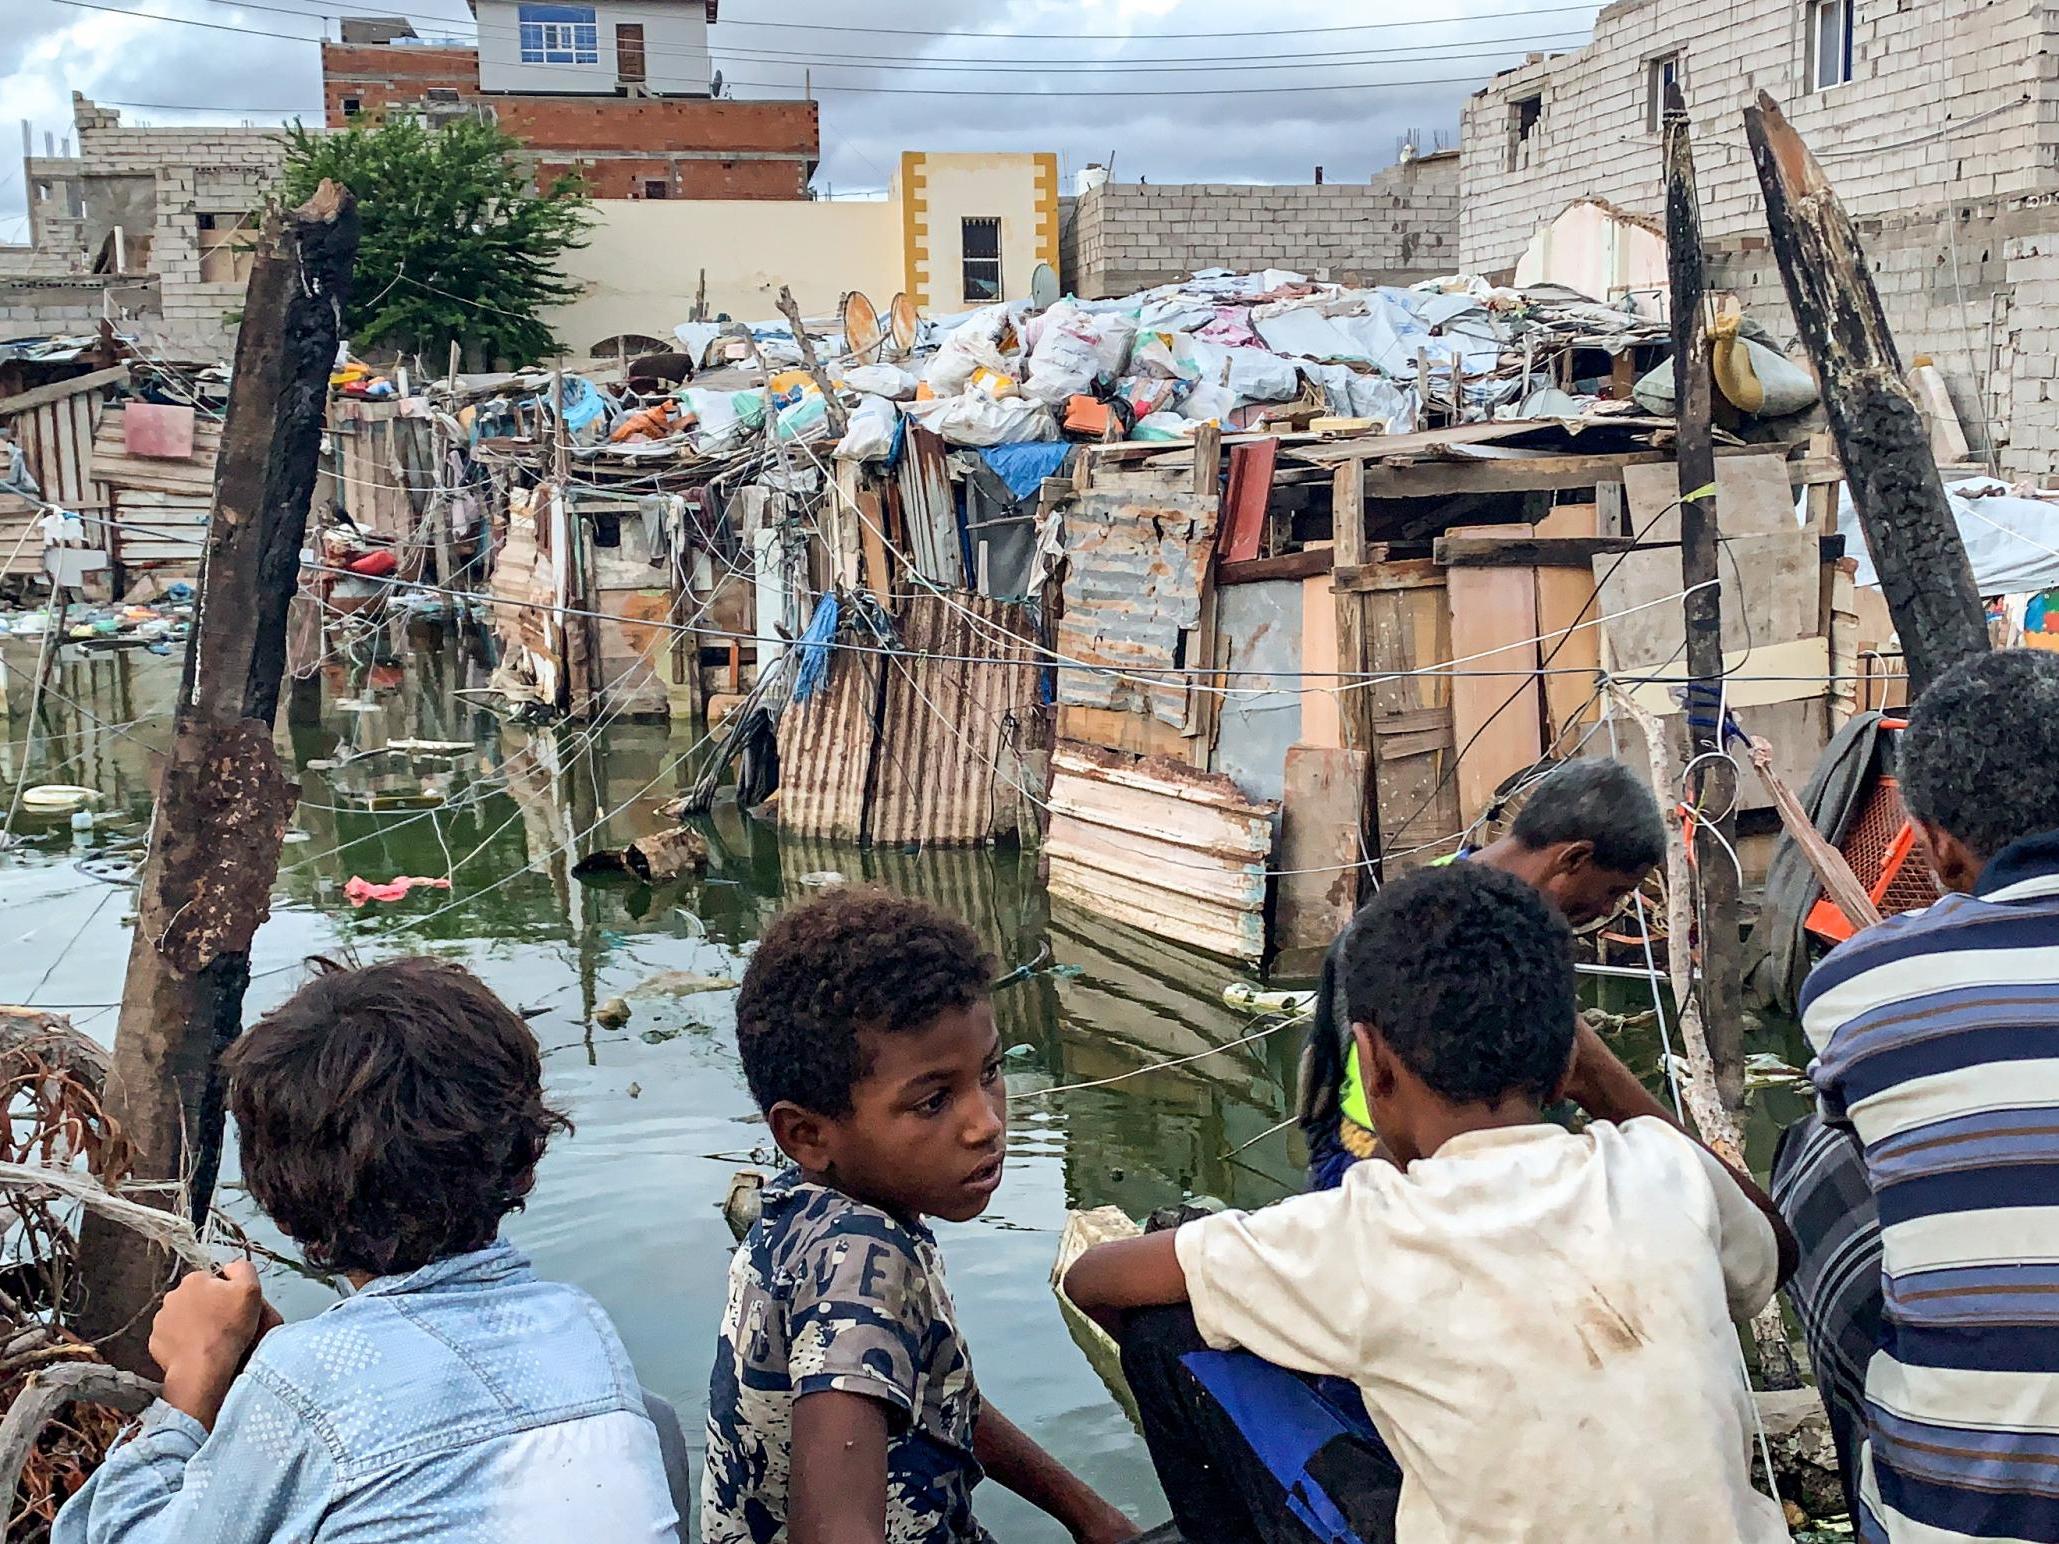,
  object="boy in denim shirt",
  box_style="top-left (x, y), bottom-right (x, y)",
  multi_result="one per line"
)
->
top-left (703, 887), bottom-right (1133, 1544)
top-left (56, 958), bottom-right (679, 1542)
